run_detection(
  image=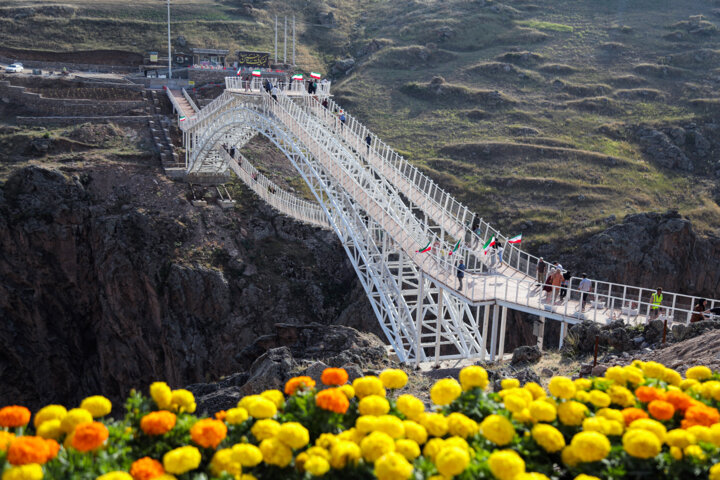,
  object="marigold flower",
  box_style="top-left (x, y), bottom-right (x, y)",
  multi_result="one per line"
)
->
top-left (628, 418), bottom-right (667, 443)
top-left (480, 414), bottom-right (515, 446)
top-left (569, 431), bottom-right (610, 463)
top-left (459, 365), bottom-right (489, 390)
top-left (608, 385), bottom-right (635, 407)
top-left (60, 408), bottom-right (93, 434)
top-left (356, 415), bottom-right (377, 434)
top-left (588, 390), bottom-right (611, 408)
top-left (33, 405), bottom-right (67, 428)
top-left (447, 412), bottom-right (479, 438)
top-left (396, 394), bottom-right (424, 420)
top-left (7, 436), bottom-right (51, 465)
top-left (1, 464), bottom-right (44, 480)
top-left (260, 437), bottom-right (293, 467)
top-left (71, 421), bottom-right (109, 452)
top-left (640, 361), bottom-right (665, 379)
top-left (260, 390), bottom-right (285, 408)
top-left (225, 407), bottom-right (249, 425)
top-left (379, 369), bottom-right (408, 390)
top-left (557, 401), bottom-right (588, 426)
top-left (209, 448), bottom-right (241, 477)
top-left (232, 443), bottom-right (264, 467)
top-left (663, 368), bottom-right (683, 386)
top-left (524, 382), bottom-right (546, 400)
top-left (360, 431), bottom-right (395, 462)
top-left (149, 382), bottom-right (173, 410)
top-left (710, 463), bottom-right (720, 480)
top-left (352, 376), bottom-right (386, 399)
top-left (251, 418), bottom-right (281, 440)
top-left (574, 378), bottom-right (593, 391)
top-left (394, 439), bottom-right (420, 461)
top-left (190, 418), bottom-right (227, 449)
top-left (402, 420), bottom-right (427, 445)
top-left (666, 428), bottom-right (696, 449)
top-left (648, 400), bottom-right (675, 421)
top-left (561, 446), bottom-right (580, 467)
top-left (163, 446), bottom-right (202, 474)
top-left (574, 474), bottom-right (602, 480)
top-left (245, 396), bottom-right (277, 419)
top-left (330, 440), bottom-right (361, 469)
top-left (304, 455), bottom-right (330, 476)
top-left (516, 474), bottom-right (550, 480)
top-left (140, 411), bottom-right (177, 436)
top-left (374, 452), bottom-right (413, 480)
top-left (623, 429), bottom-right (661, 459)
top-left (430, 378), bottom-right (462, 405)
top-left (35, 417), bottom-right (61, 440)
top-left (681, 405), bottom-right (720, 428)
top-left (634, 386), bottom-right (664, 403)
top-left (436, 446), bottom-right (469, 477)
top-left (339, 385), bottom-right (355, 399)
top-left (531, 423), bottom-right (565, 453)
top-left (130, 457), bottom-right (165, 480)
top-left (621, 407), bottom-right (648, 426)
top-left (528, 400), bottom-right (556, 423)
top-left (170, 389), bottom-right (196, 414)
top-left (504, 394), bottom-right (528, 414)
top-left (97, 473), bottom-right (133, 480)
top-left (214, 410), bottom-right (227, 421)
top-left (549, 377), bottom-right (576, 399)
top-left (419, 412), bottom-right (448, 437)
top-left (665, 390), bottom-right (695, 412)
top-left (277, 422), bottom-right (309, 449)
top-left (604, 366), bottom-right (626, 385)
top-left (0, 406), bottom-right (31, 429)
top-left (422, 438), bottom-right (446, 461)
top-left (316, 388), bottom-right (349, 414)
top-left (0, 431), bottom-right (15, 451)
top-left (686, 365), bottom-right (712, 381)
top-left (80, 396), bottom-right (112, 418)
top-left (358, 395), bottom-right (390, 416)
top-left (321, 368), bottom-right (349, 386)
top-left (284, 376), bottom-right (316, 396)
top-left (374, 415), bottom-right (405, 439)
top-left (488, 449), bottom-right (525, 480)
